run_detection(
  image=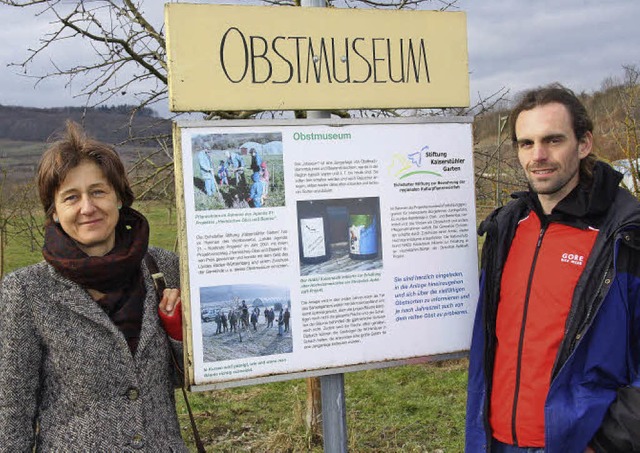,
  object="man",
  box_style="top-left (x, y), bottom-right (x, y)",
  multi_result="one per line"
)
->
top-left (225, 150), bottom-right (245, 186)
top-left (197, 149), bottom-right (215, 196)
top-left (249, 147), bottom-right (262, 174)
top-left (466, 84), bottom-right (640, 453)
top-left (283, 307), bottom-right (291, 332)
